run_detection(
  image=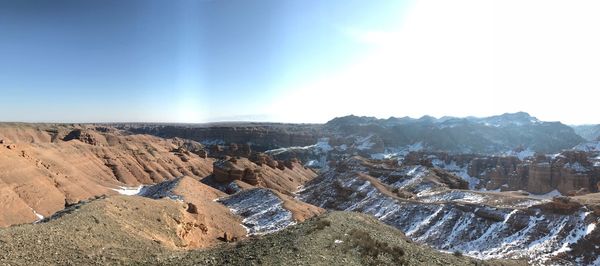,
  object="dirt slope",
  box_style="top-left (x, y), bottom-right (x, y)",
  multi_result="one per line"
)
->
top-left (0, 196), bottom-right (214, 265)
top-left (0, 124), bottom-right (213, 227)
top-left (140, 176), bottom-right (248, 246)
